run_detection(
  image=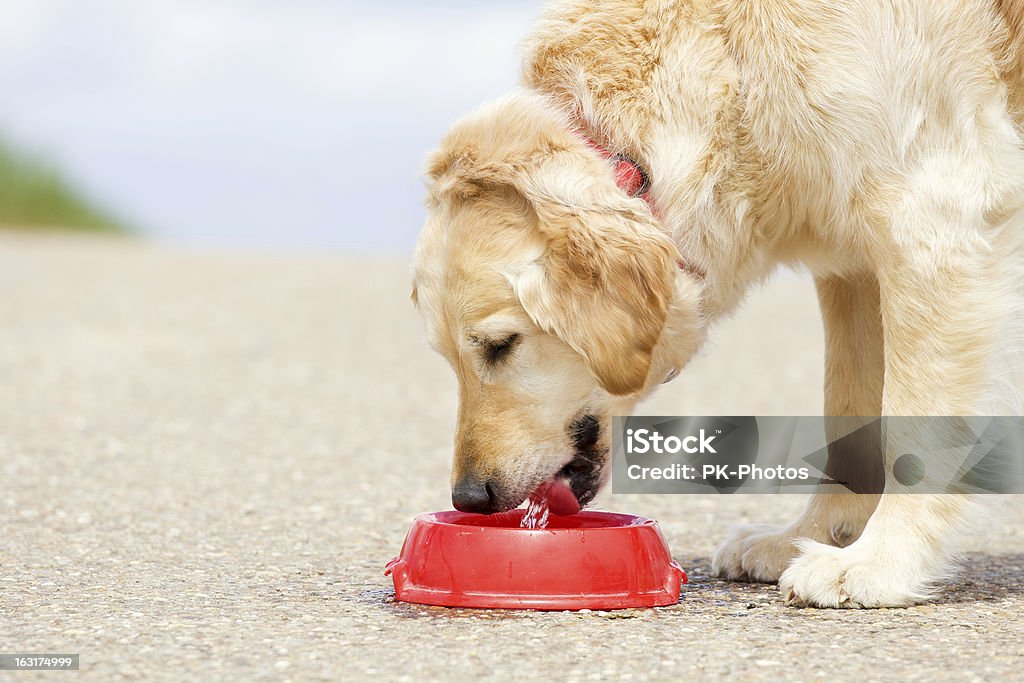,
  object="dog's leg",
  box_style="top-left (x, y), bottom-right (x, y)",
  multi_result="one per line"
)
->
top-left (778, 191), bottom-right (1014, 606)
top-left (712, 275), bottom-right (883, 582)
